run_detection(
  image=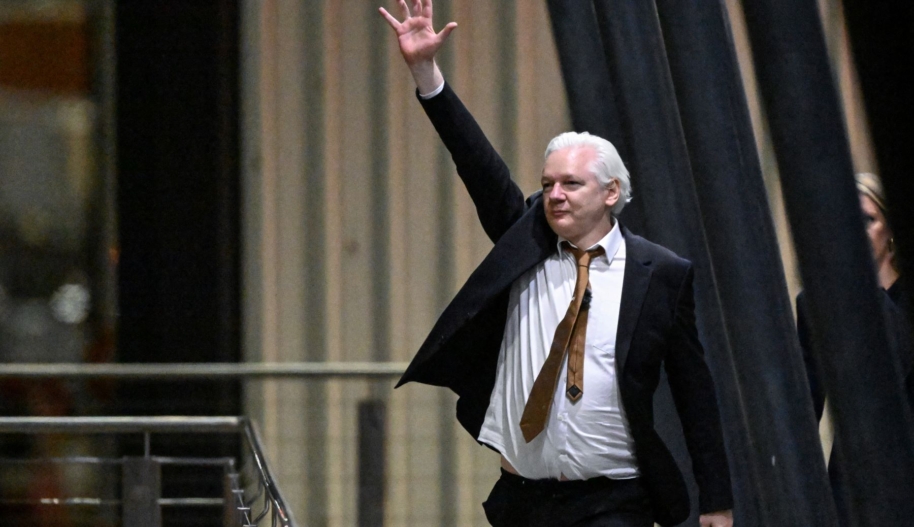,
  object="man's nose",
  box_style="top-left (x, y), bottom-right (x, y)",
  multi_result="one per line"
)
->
top-left (548, 185), bottom-right (565, 201)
